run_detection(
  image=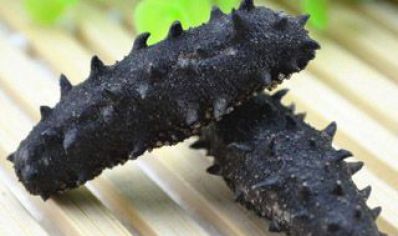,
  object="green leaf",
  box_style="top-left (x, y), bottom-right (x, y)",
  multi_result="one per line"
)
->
top-left (301, 0), bottom-right (328, 30)
top-left (134, 0), bottom-right (211, 45)
top-left (24, 0), bottom-right (78, 25)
